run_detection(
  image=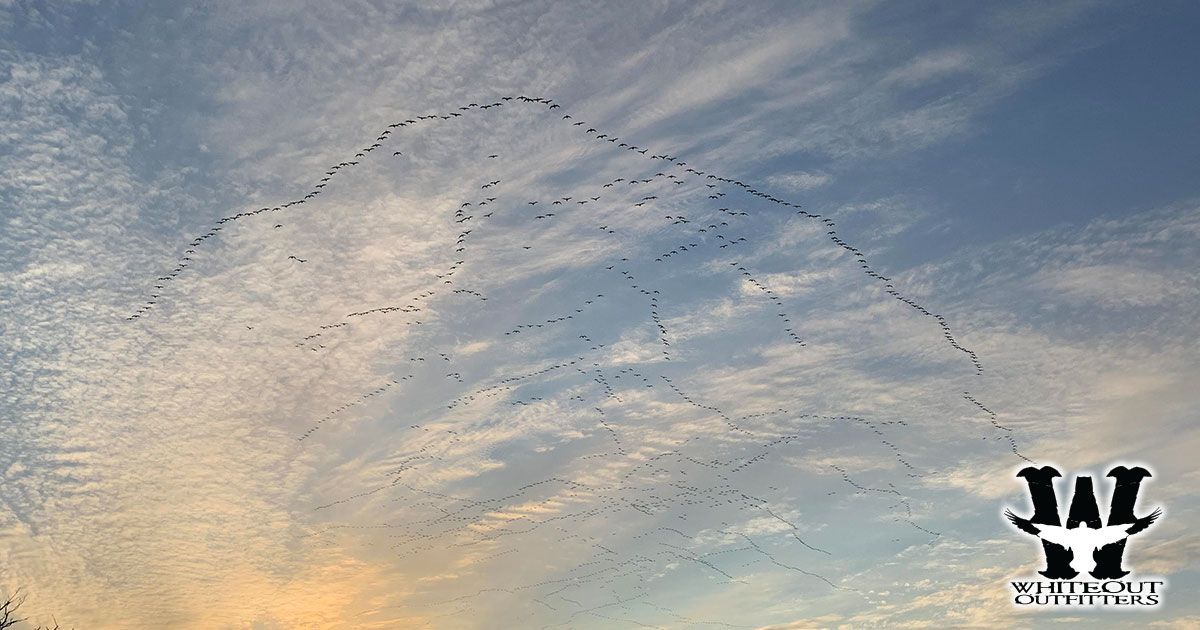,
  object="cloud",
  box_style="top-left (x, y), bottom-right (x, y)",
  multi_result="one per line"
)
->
top-left (766, 171), bottom-right (834, 192)
top-left (1035, 264), bottom-right (1197, 308)
top-left (2, 3), bottom-right (1197, 630)
top-left (754, 618), bottom-right (841, 630)
top-left (882, 49), bottom-right (975, 86)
